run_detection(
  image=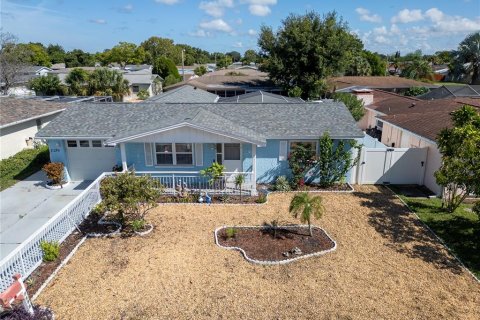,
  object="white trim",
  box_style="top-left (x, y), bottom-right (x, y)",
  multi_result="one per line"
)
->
top-left (195, 143), bottom-right (203, 166)
top-left (252, 144), bottom-right (256, 184)
top-left (154, 142), bottom-right (194, 166)
top-left (279, 140), bottom-right (287, 161)
top-left (107, 122), bottom-right (266, 146)
top-left (120, 143), bottom-right (127, 171)
top-left (144, 143), bottom-right (153, 166)
top-left (2, 109), bottom-right (65, 130)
